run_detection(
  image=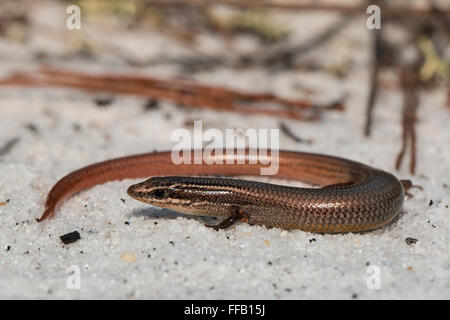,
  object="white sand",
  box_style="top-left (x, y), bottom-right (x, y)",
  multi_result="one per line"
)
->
top-left (0, 1), bottom-right (449, 299)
